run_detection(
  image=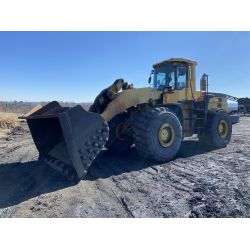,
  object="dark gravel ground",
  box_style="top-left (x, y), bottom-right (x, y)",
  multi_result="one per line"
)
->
top-left (0, 117), bottom-right (249, 218)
